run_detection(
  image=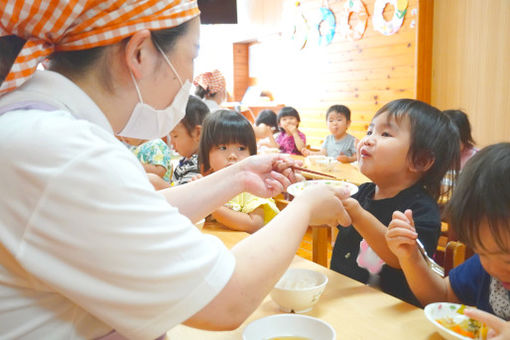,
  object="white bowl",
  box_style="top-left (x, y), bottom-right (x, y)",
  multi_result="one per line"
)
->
top-left (287, 180), bottom-right (358, 198)
top-left (306, 155), bottom-right (336, 171)
top-left (243, 314), bottom-right (335, 340)
top-left (194, 219), bottom-right (205, 230)
top-left (270, 268), bottom-right (328, 313)
top-left (424, 302), bottom-right (485, 340)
